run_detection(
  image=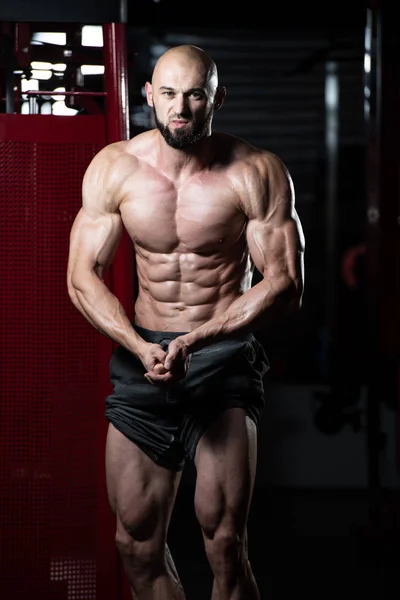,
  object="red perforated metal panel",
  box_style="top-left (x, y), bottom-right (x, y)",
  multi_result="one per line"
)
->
top-left (0, 115), bottom-right (116, 600)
